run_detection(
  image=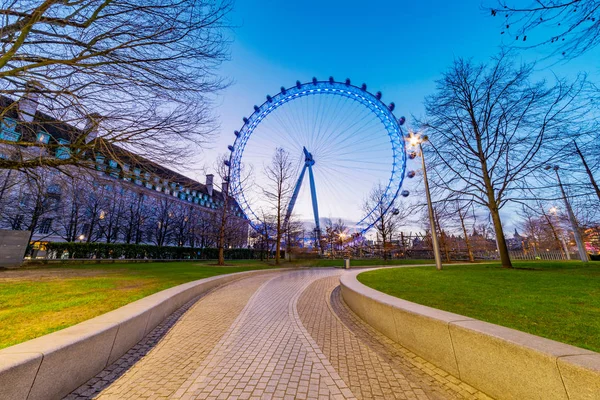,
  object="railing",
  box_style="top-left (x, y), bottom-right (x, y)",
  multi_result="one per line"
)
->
top-left (508, 250), bottom-right (579, 261)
